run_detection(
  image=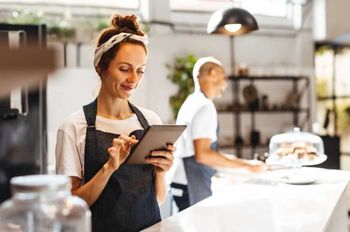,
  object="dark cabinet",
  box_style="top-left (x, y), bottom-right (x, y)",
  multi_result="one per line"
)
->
top-left (0, 24), bottom-right (49, 203)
